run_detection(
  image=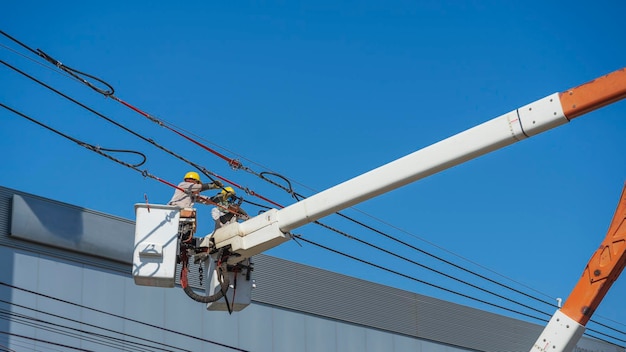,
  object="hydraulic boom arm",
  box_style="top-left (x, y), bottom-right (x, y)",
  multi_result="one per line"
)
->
top-left (530, 183), bottom-right (626, 352)
top-left (211, 67), bottom-right (626, 264)
top-left (134, 67), bottom-right (626, 340)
